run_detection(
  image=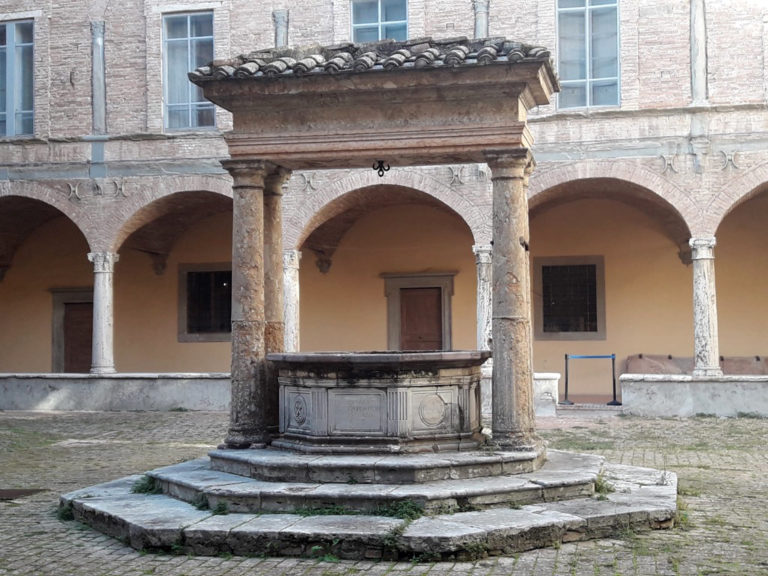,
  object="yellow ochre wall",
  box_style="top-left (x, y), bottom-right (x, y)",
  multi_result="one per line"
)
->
top-left (300, 204), bottom-right (477, 352)
top-left (717, 192), bottom-right (768, 356)
top-left (114, 211), bottom-right (232, 372)
top-left (530, 198), bottom-right (693, 398)
top-left (0, 216), bottom-right (92, 372)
